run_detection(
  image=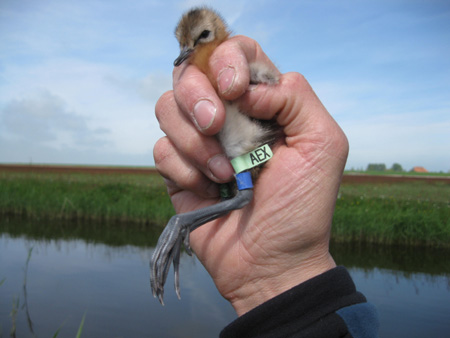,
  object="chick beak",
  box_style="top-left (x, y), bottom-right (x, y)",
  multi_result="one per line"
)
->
top-left (174, 46), bottom-right (193, 66)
